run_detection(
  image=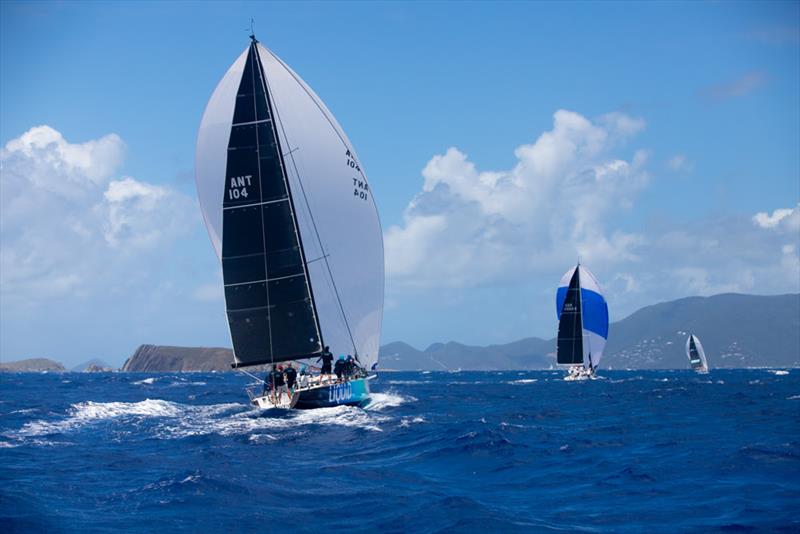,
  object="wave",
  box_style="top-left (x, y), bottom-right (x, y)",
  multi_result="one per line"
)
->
top-left (365, 392), bottom-right (416, 411)
top-left (768, 370), bottom-right (790, 376)
top-left (5, 394), bottom-right (410, 444)
top-left (133, 377), bottom-right (157, 385)
top-left (399, 416), bottom-right (426, 428)
top-left (508, 379), bottom-right (538, 384)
